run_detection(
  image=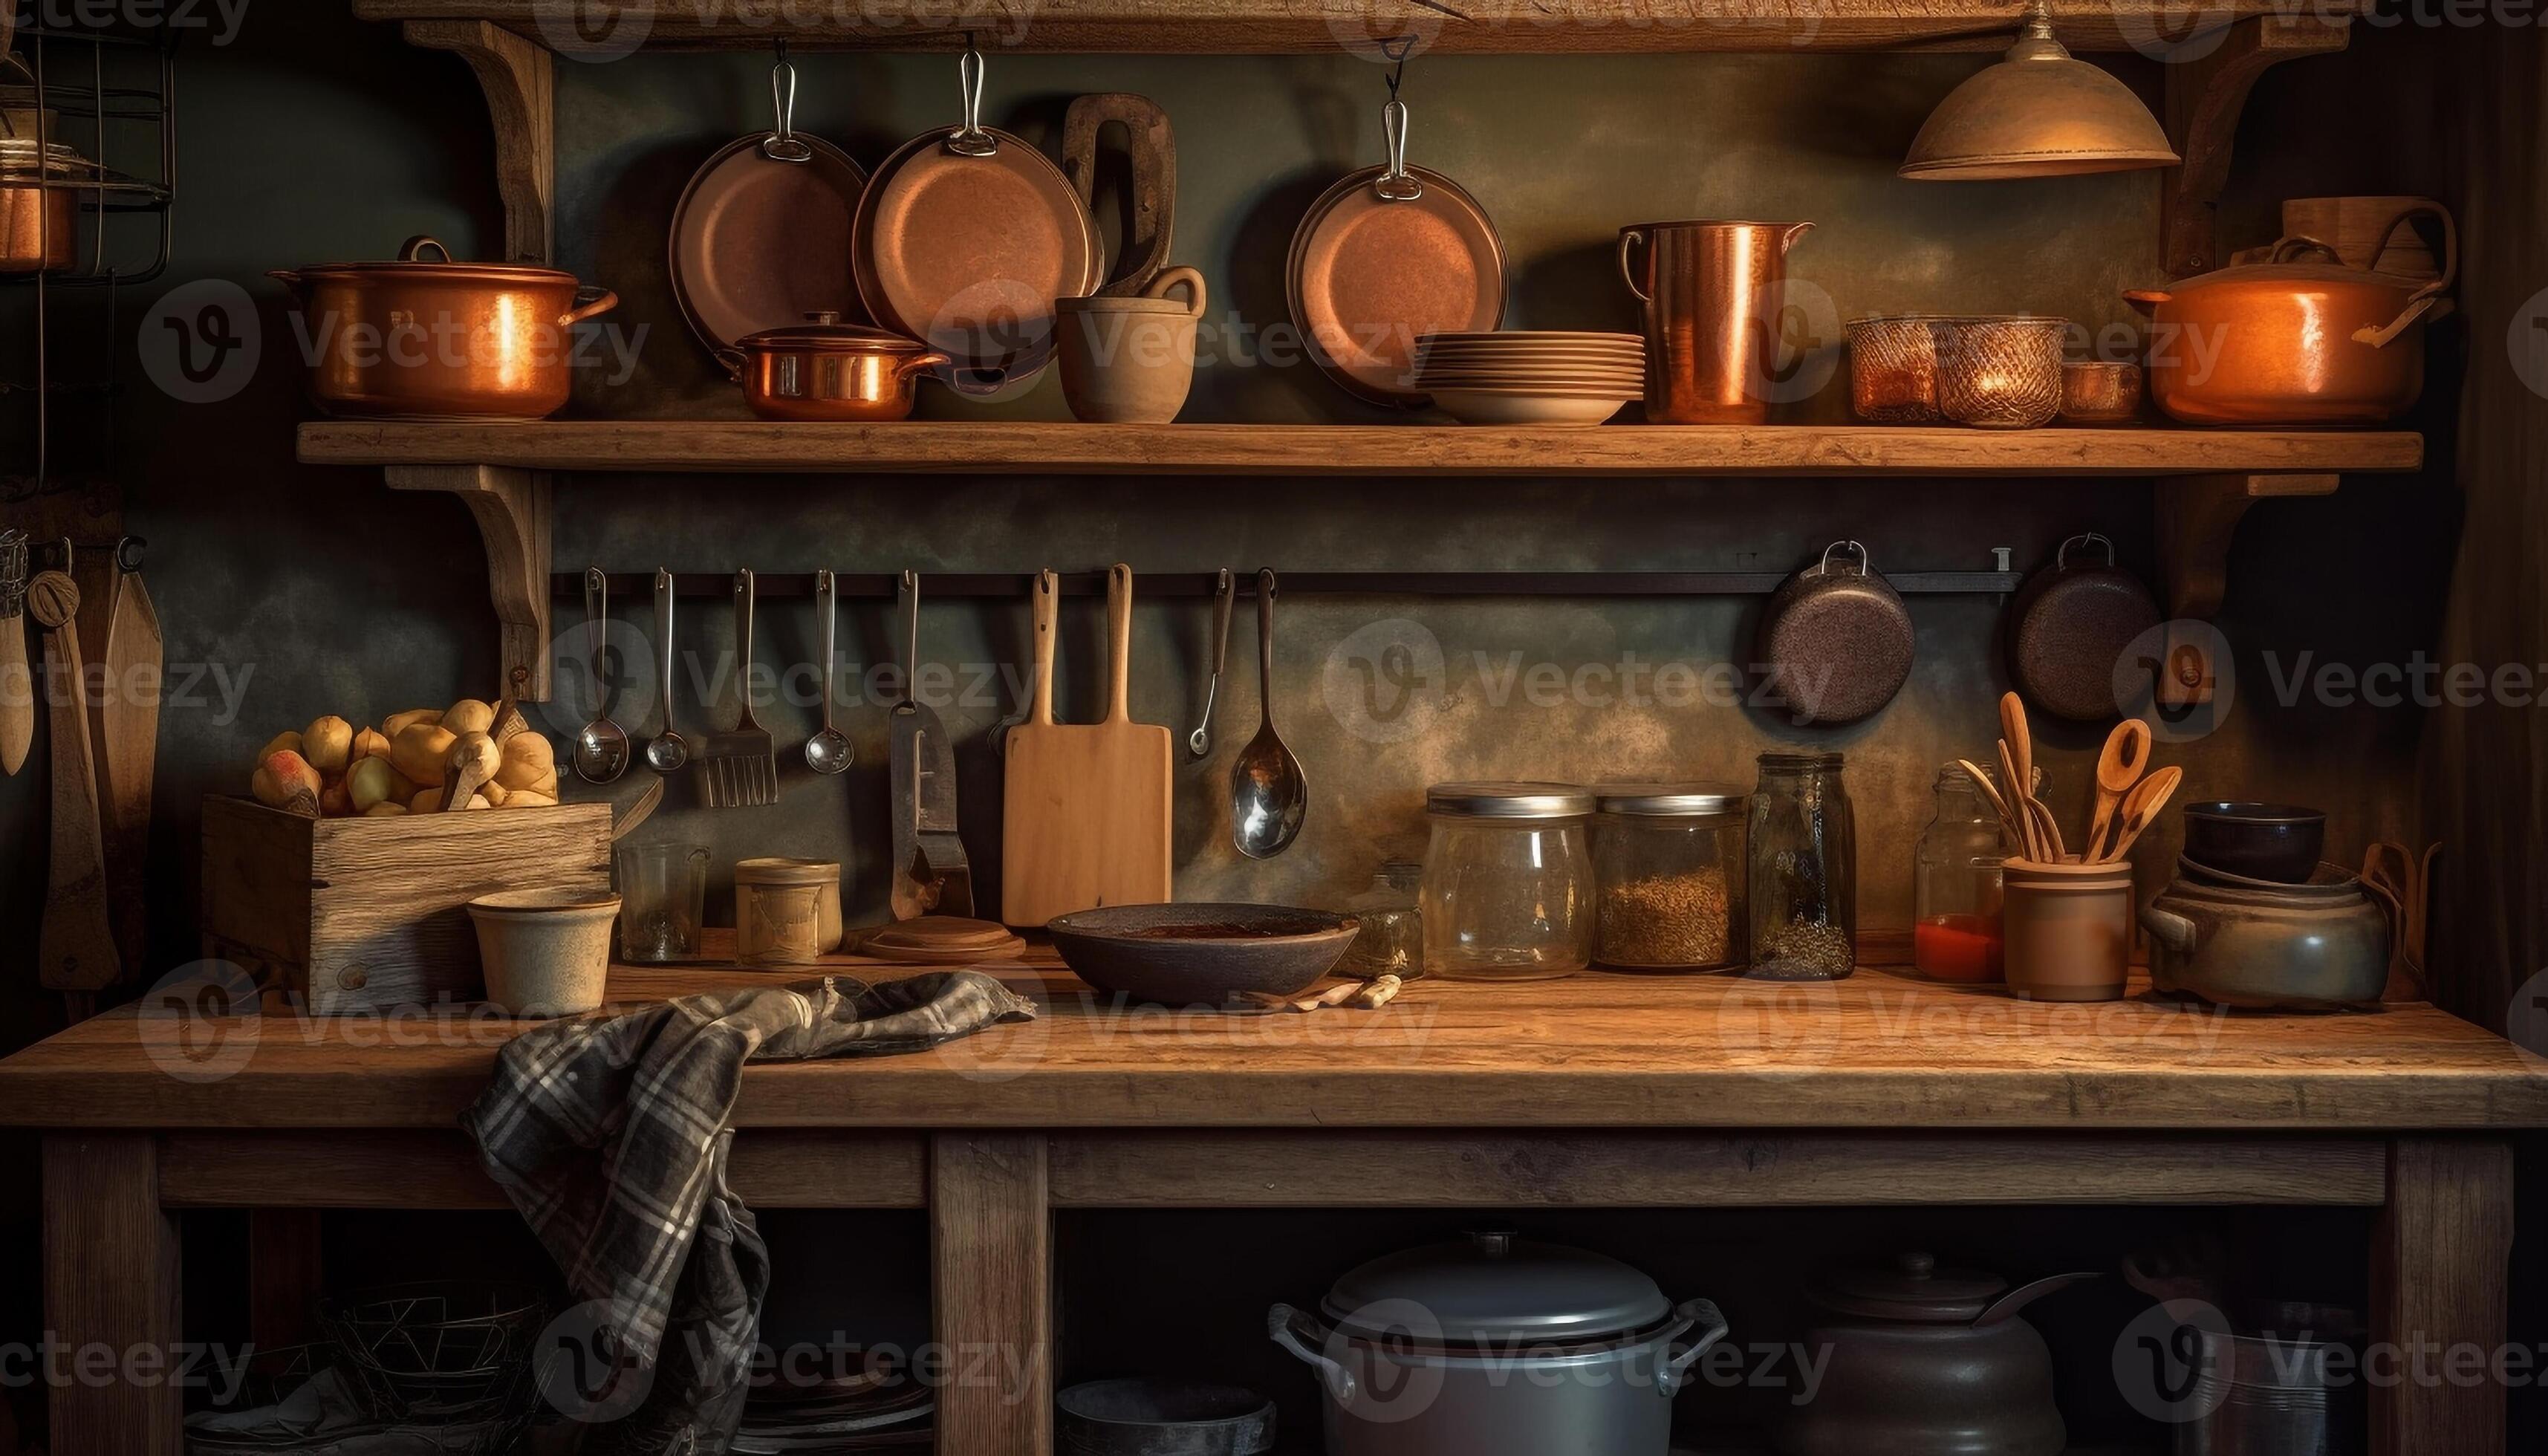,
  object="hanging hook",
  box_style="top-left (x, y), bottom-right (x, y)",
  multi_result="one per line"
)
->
top-left (762, 39), bottom-right (813, 162)
top-left (947, 36), bottom-right (998, 157)
top-left (114, 535), bottom-right (145, 573)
